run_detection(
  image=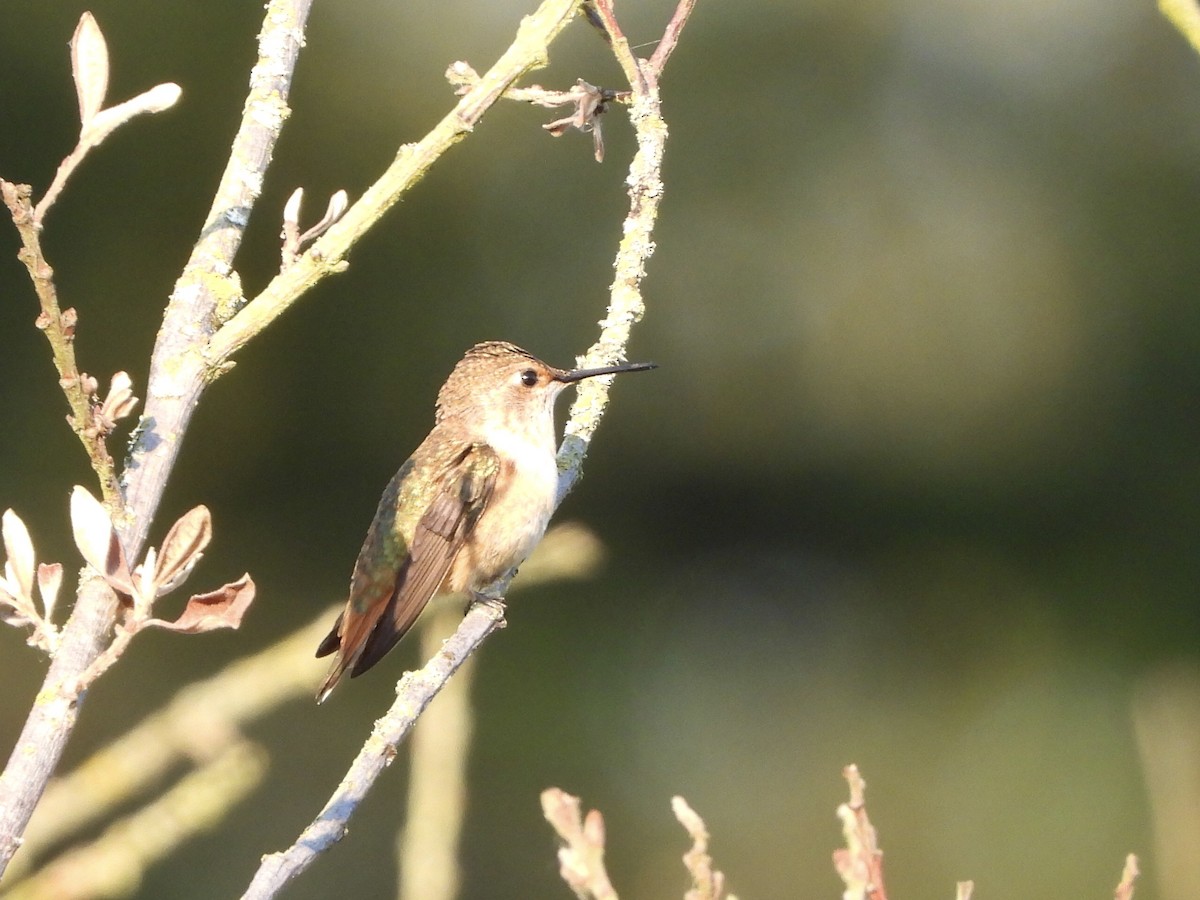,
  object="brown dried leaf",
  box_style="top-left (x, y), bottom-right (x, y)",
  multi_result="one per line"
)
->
top-left (153, 505), bottom-right (212, 593)
top-left (143, 574), bottom-right (255, 634)
top-left (2, 509), bottom-right (35, 601)
top-left (71, 12), bottom-right (109, 131)
top-left (69, 485), bottom-right (134, 594)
